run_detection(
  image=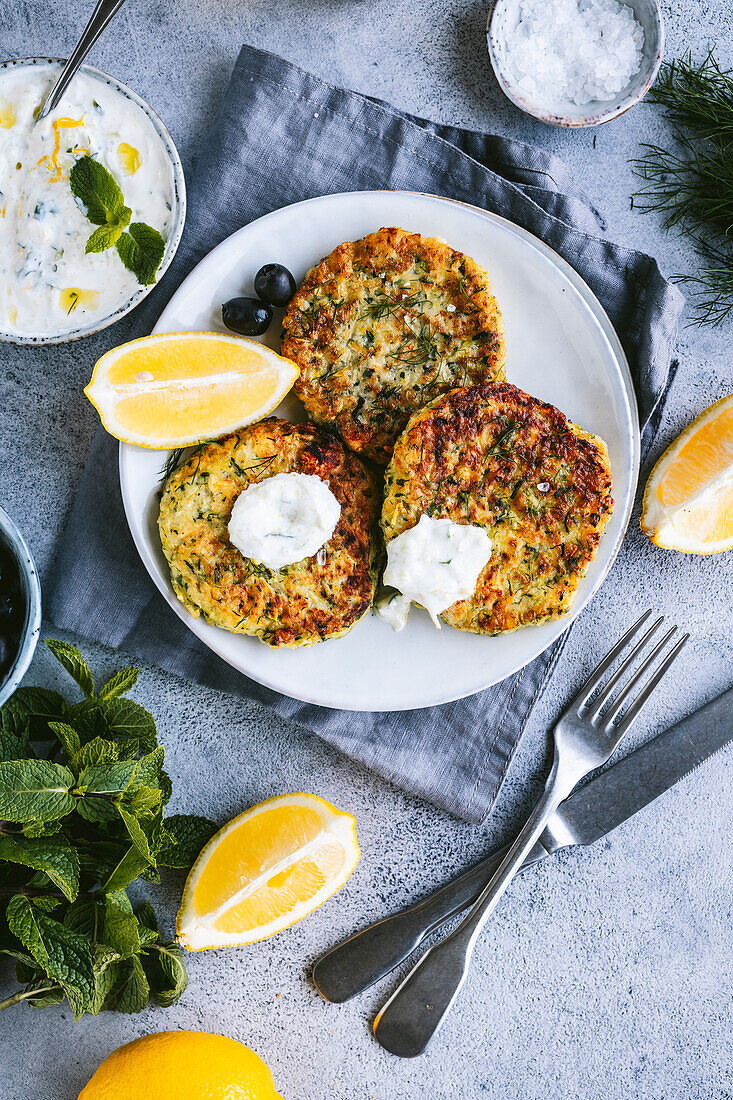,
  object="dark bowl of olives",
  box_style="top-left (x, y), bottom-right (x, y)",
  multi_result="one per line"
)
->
top-left (0, 506), bottom-right (41, 707)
